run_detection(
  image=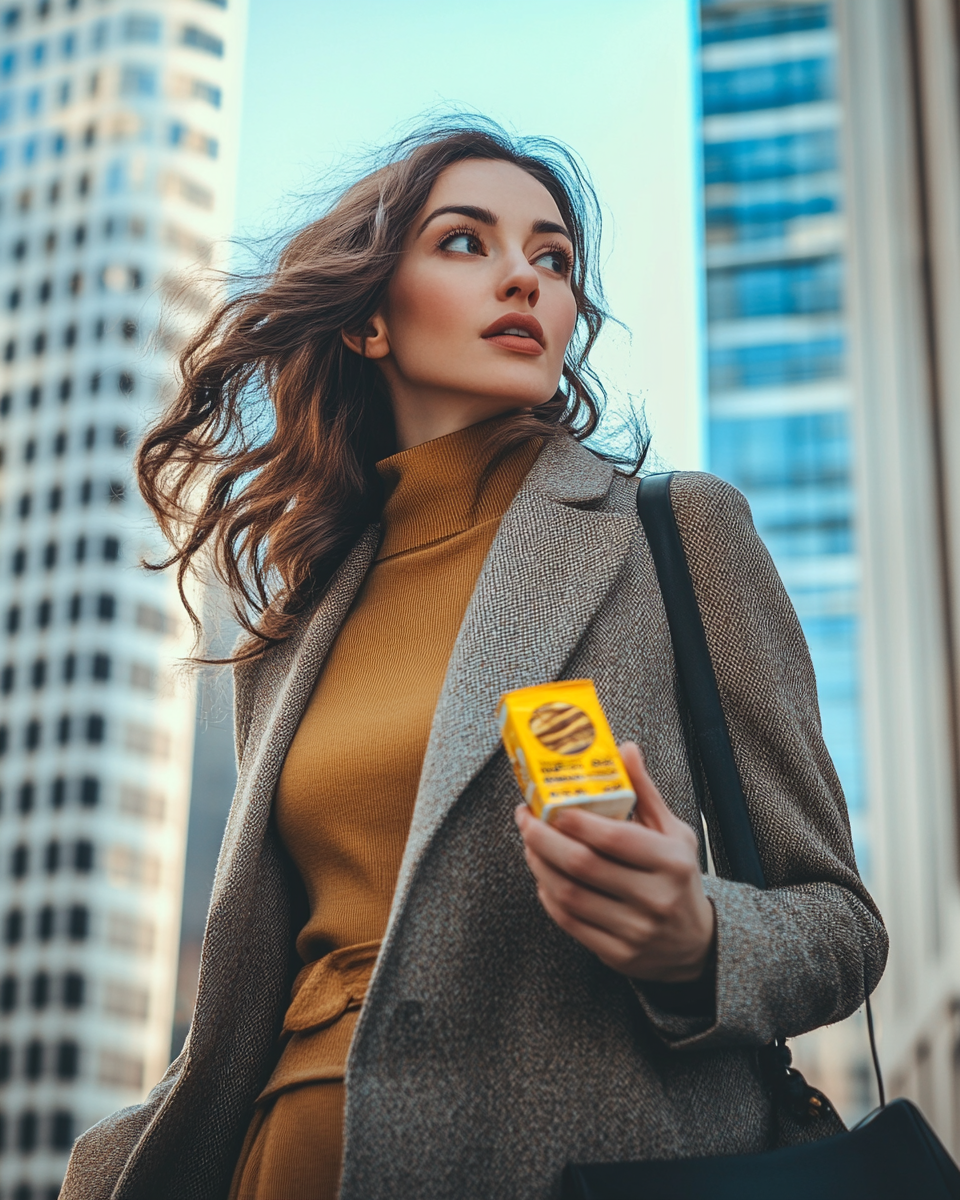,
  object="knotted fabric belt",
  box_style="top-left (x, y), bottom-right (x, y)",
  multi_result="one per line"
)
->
top-left (257, 939), bottom-right (381, 1103)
